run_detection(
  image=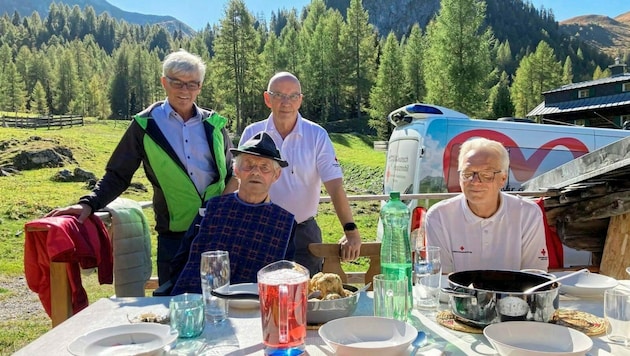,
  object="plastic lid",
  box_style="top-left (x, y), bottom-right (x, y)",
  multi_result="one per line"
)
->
top-left (389, 191), bottom-right (400, 200)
